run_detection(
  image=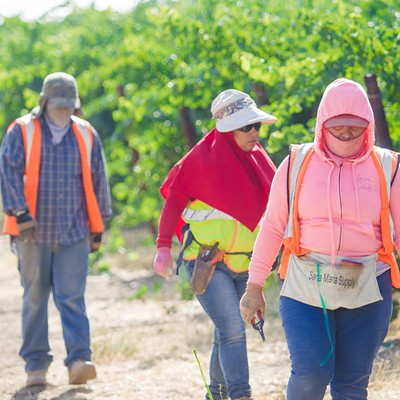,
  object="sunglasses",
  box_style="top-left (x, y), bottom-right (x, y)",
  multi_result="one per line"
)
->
top-left (237, 122), bottom-right (261, 133)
